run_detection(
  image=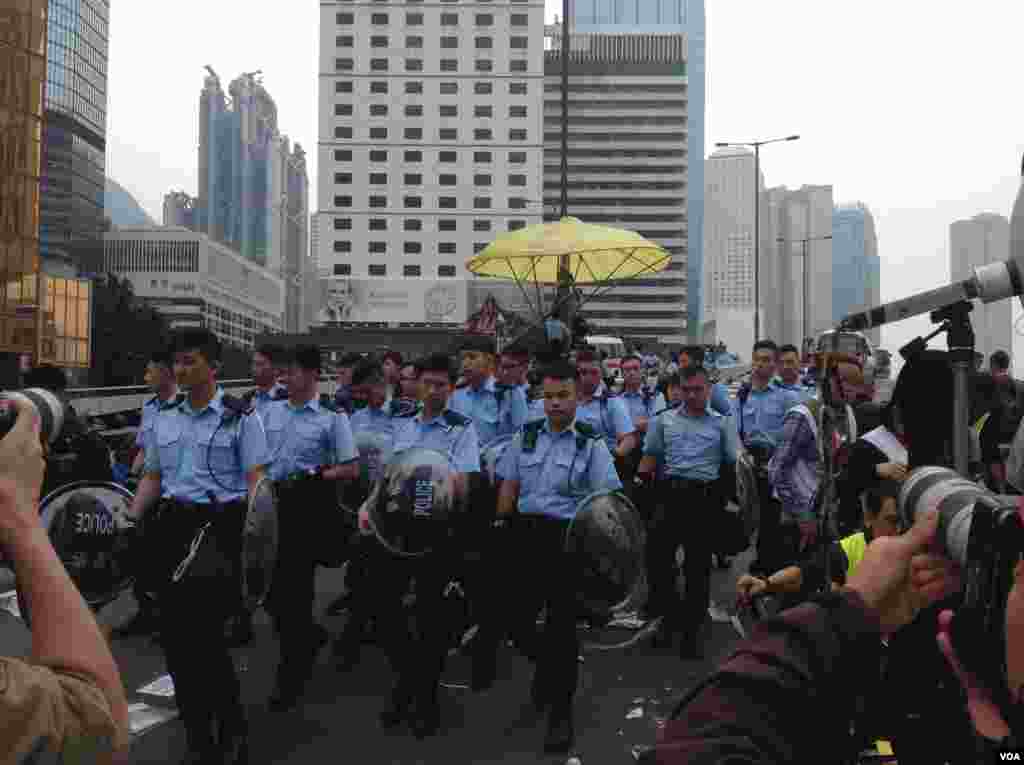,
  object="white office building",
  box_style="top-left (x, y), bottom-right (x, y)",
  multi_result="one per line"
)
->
top-left (315, 0), bottom-right (545, 326)
top-left (102, 226), bottom-right (285, 349)
top-left (950, 213), bottom-right (1012, 364)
